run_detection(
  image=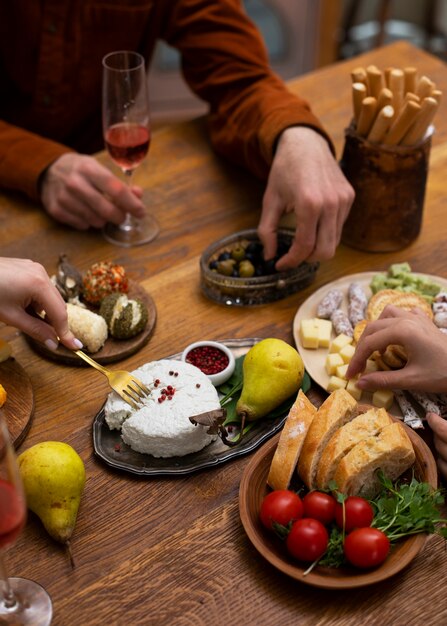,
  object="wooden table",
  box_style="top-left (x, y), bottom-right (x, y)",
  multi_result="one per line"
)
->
top-left (2, 41), bottom-right (447, 625)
